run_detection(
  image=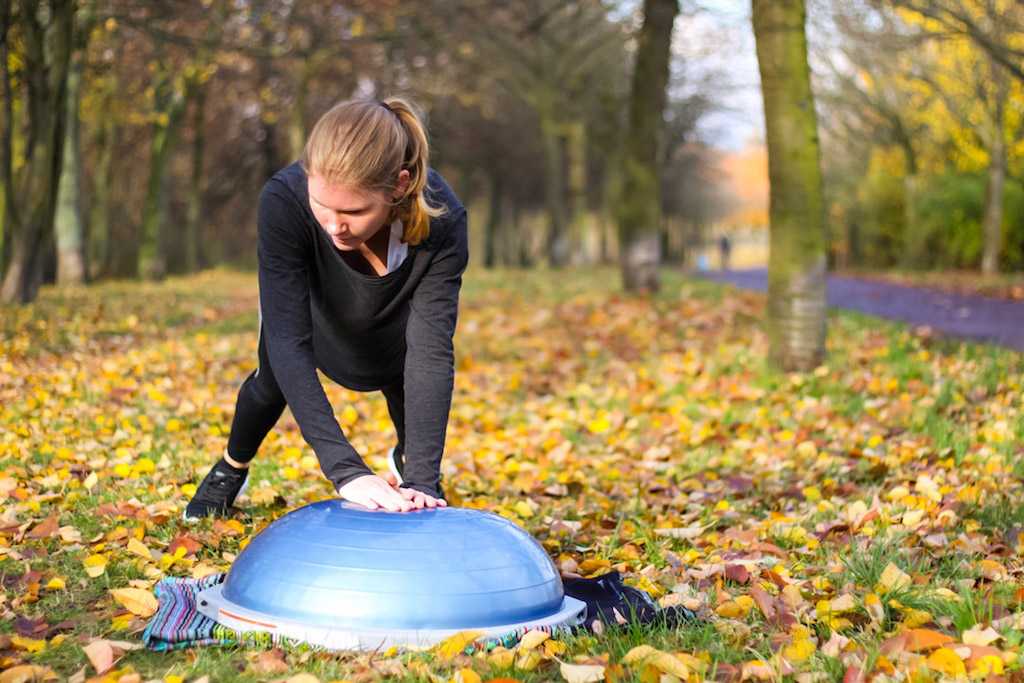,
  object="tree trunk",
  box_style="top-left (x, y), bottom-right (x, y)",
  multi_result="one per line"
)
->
top-left (90, 85), bottom-right (116, 279)
top-left (185, 80), bottom-right (207, 273)
top-left (139, 65), bottom-right (187, 280)
top-left (565, 119), bottom-right (587, 265)
top-left (540, 114), bottom-right (569, 267)
top-left (617, 0), bottom-right (678, 293)
top-left (752, 0), bottom-right (828, 371)
top-left (0, 0), bottom-right (75, 304)
top-left (55, 40), bottom-right (85, 285)
top-left (484, 171), bottom-right (502, 269)
top-left (981, 134), bottom-right (1006, 274)
top-left (288, 61), bottom-right (311, 162)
